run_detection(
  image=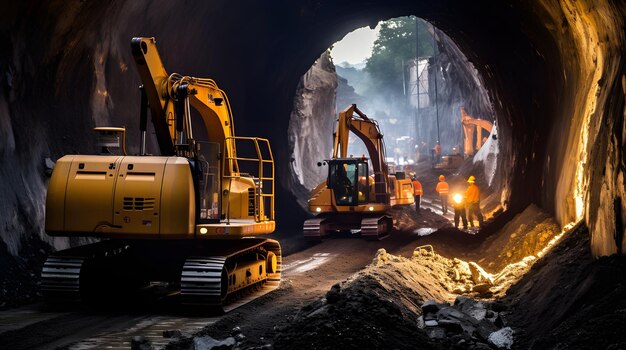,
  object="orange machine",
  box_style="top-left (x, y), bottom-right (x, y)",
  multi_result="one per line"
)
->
top-left (41, 37), bottom-right (280, 308)
top-left (304, 104), bottom-right (414, 240)
top-left (461, 107), bottom-right (493, 156)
